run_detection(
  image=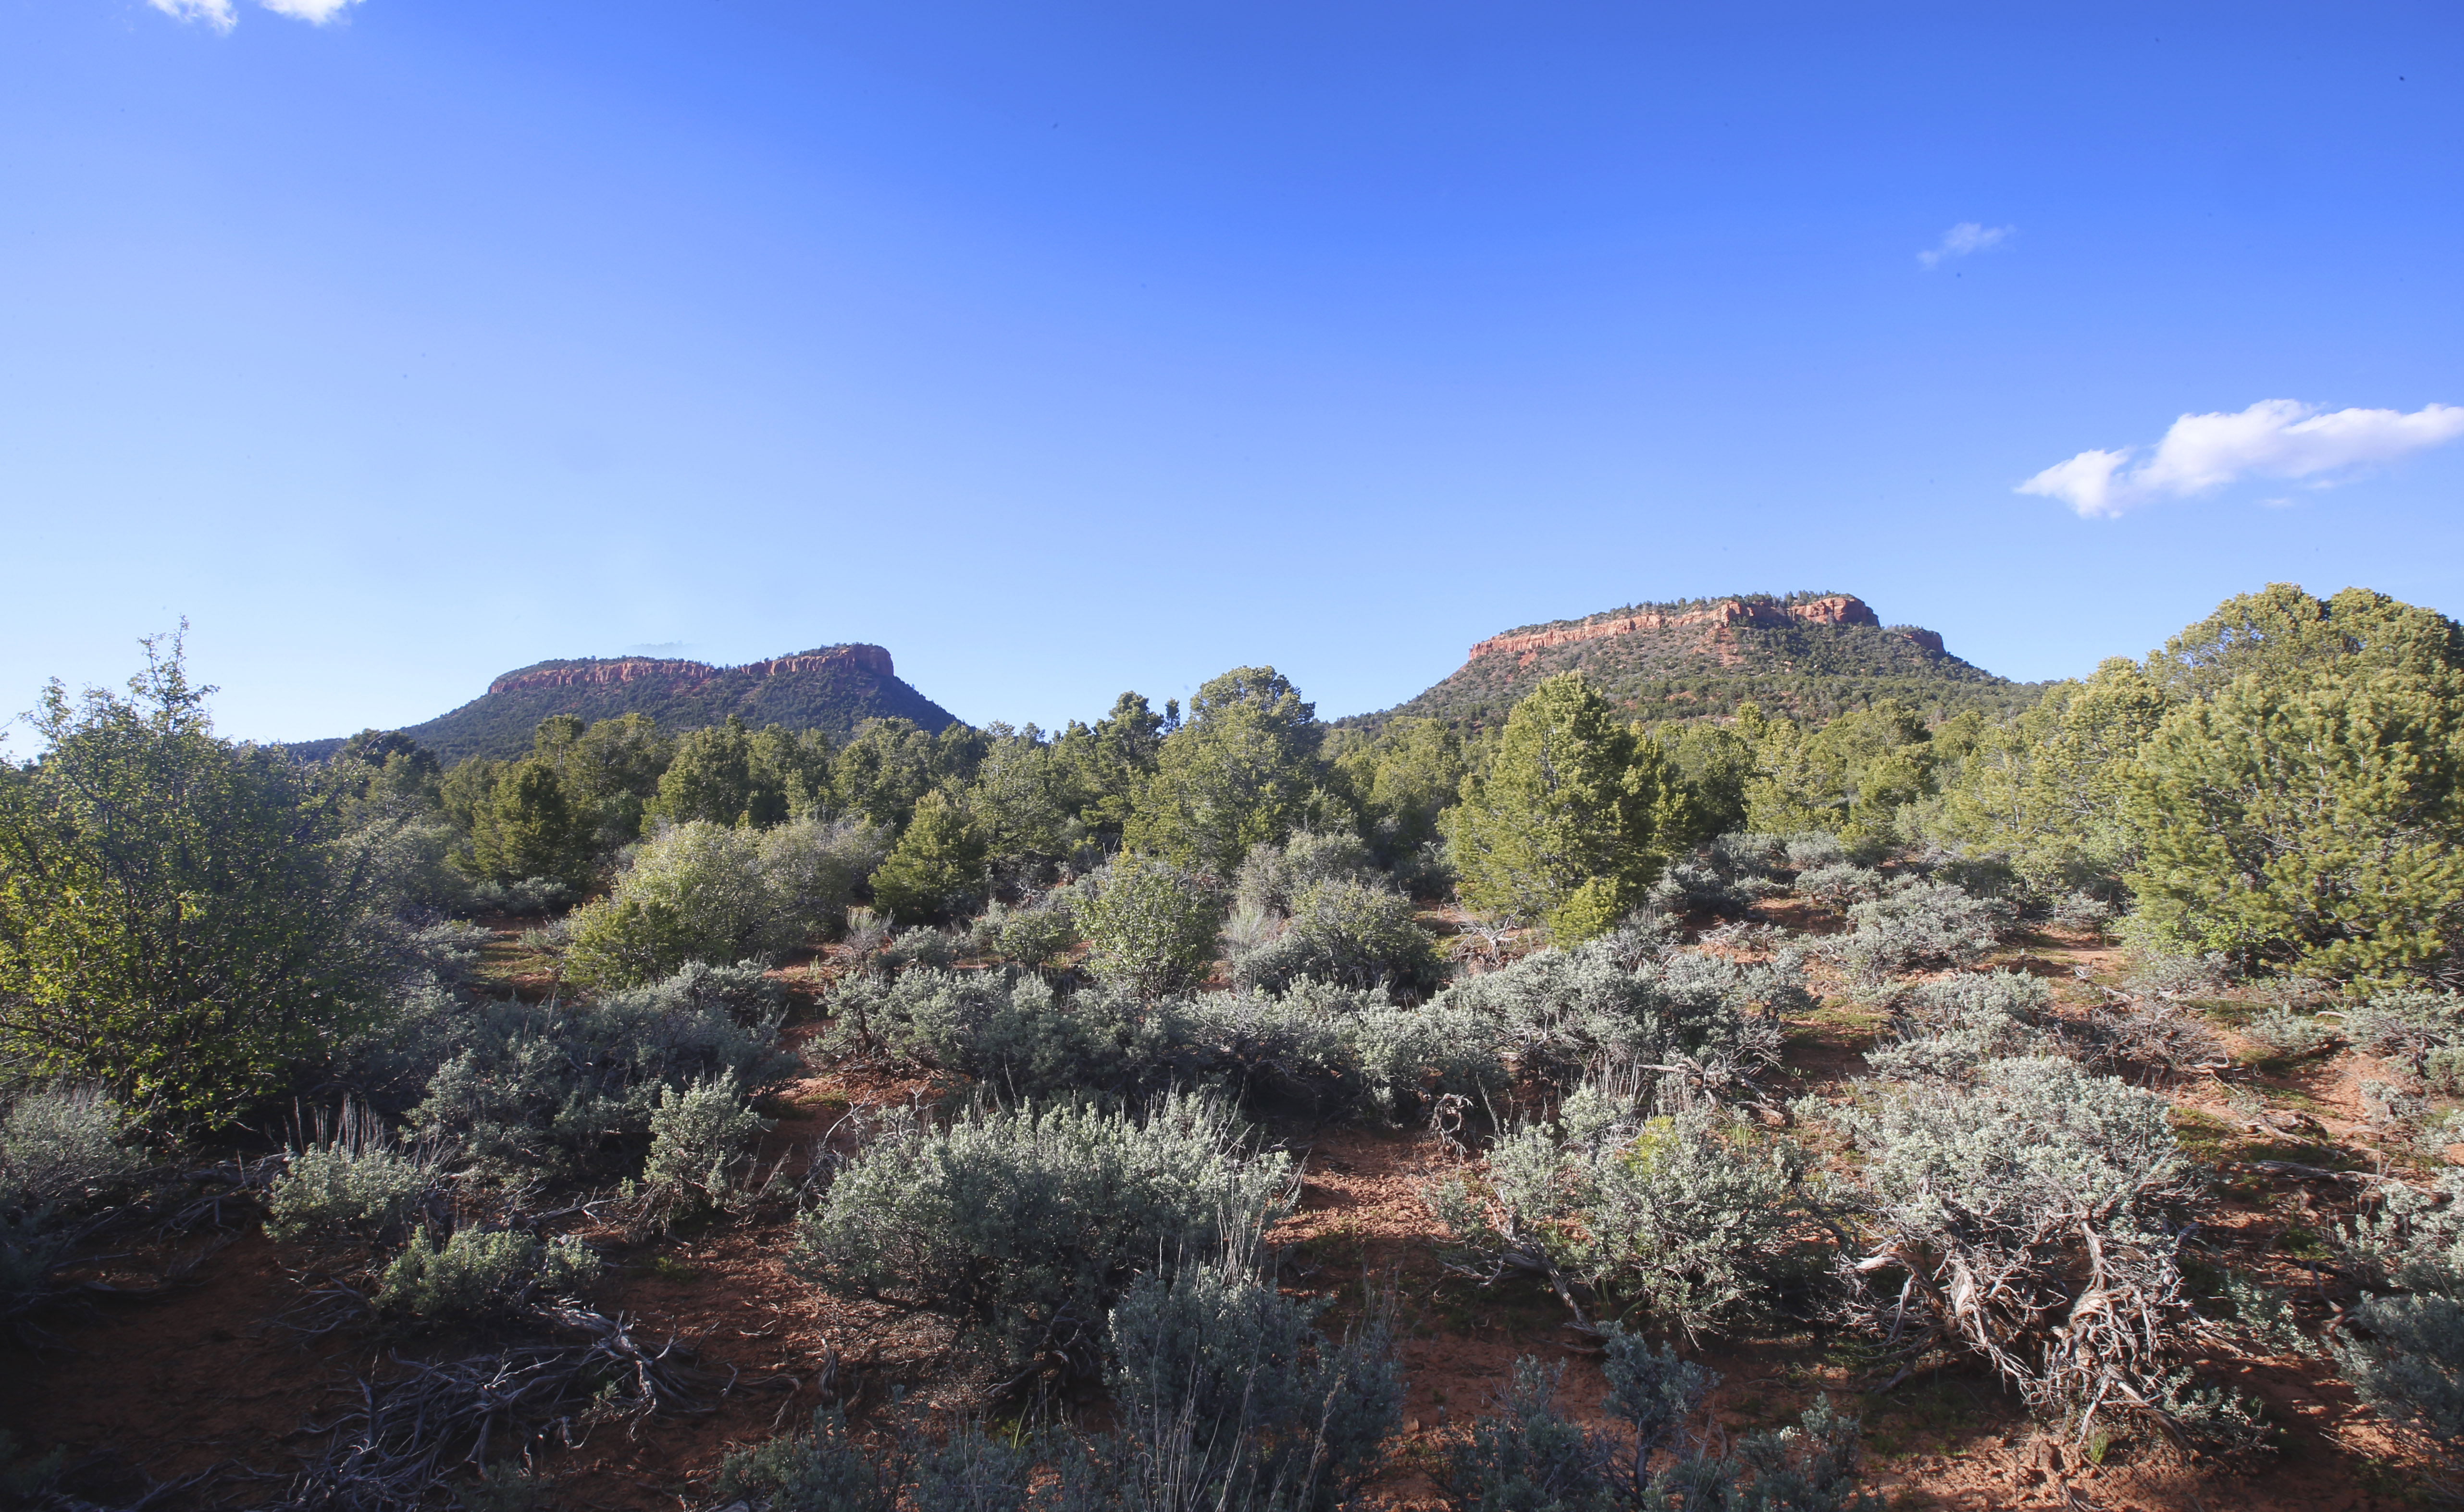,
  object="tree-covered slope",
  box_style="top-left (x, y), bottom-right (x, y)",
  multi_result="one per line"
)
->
top-left (1351, 592), bottom-right (2035, 730)
top-left (301, 644), bottom-right (960, 763)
